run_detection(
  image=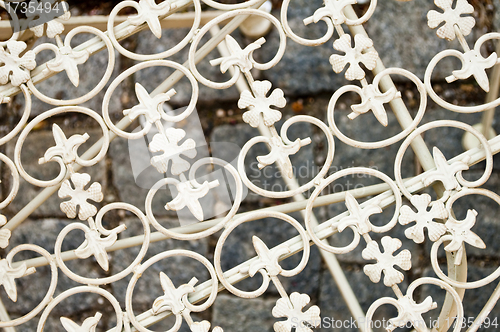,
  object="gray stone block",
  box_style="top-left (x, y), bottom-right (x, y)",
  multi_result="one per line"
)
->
top-left (109, 135), bottom-right (168, 215)
top-left (212, 294), bottom-right (276, 332)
